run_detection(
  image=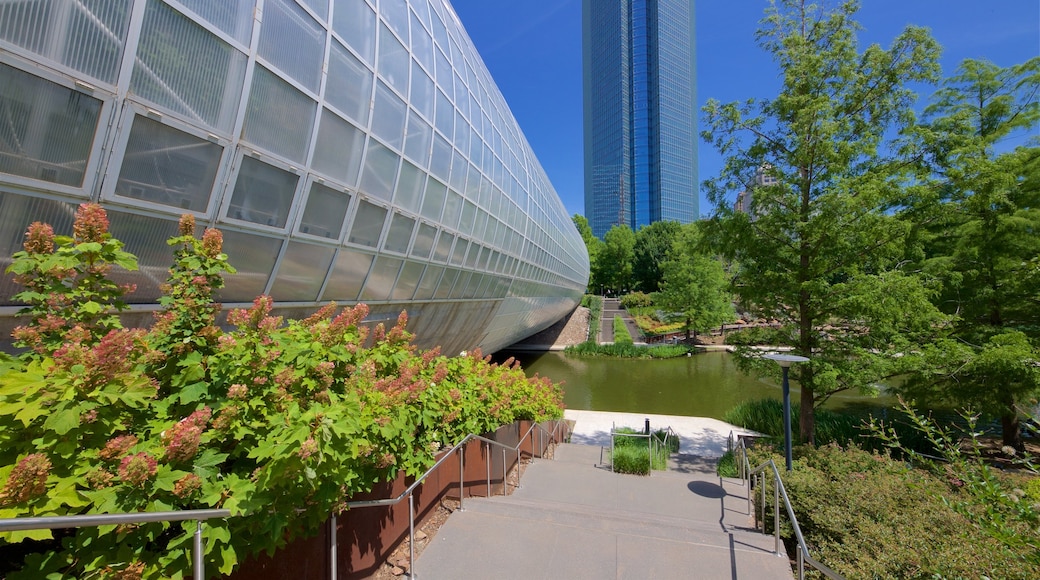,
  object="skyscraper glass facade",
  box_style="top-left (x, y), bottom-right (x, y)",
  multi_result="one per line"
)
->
top-left (583, 0), bottom-right (697, 238)
top-left (0, 0), bottom-right (589, 355)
